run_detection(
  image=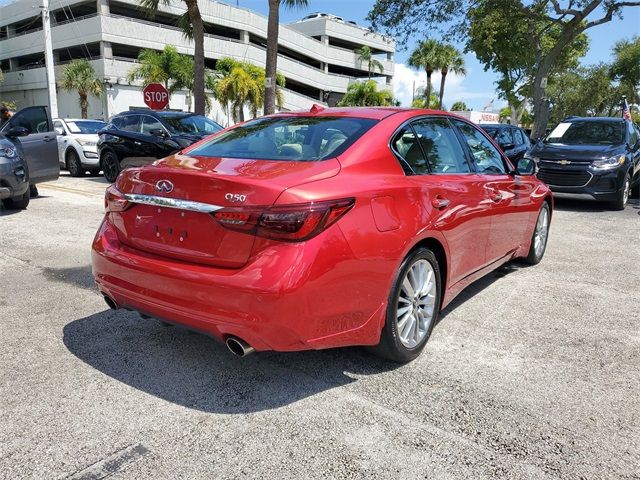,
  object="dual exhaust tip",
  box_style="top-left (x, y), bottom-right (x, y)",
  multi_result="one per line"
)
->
top-left (103, 294), bottom-right (254, 357)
